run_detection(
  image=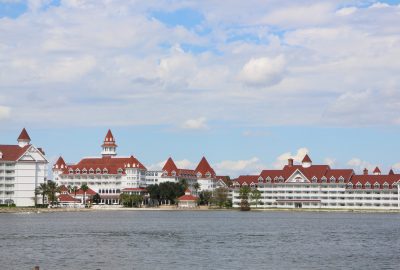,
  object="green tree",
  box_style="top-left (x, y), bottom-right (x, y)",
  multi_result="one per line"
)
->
top-left (36, 183), bottom-right (48, 206)
top-left (250, 188), bottom-right (262, 208)
top-left (239, 186), bottom-right (251, 211)
top-left (199, 190), bottom-right (213, 206)
top-left (193, 182), bottom-right (200, 195)
top-left (213, 187), bottom-right (229, 208)
top-left (92, 193), bottom-right (101, 204)
top-left (119, 193), bottom-right (143, 208)
top-left (47, 181), bottom-right (60, 206)
top-left (80, 183), bottom-right (89, 205)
